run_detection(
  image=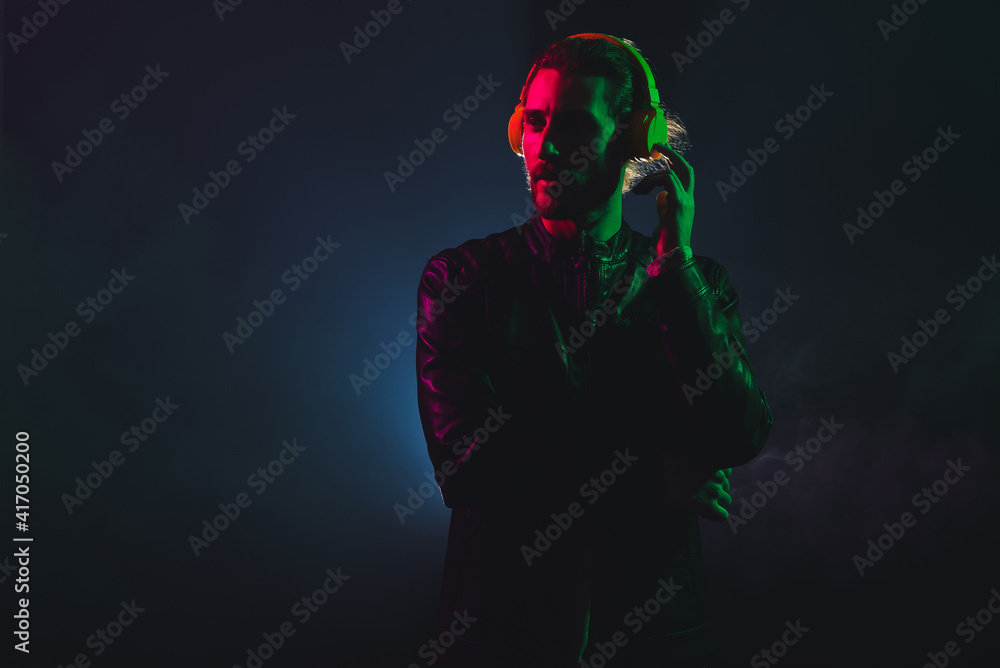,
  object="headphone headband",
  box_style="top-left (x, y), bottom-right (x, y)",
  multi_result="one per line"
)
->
top-left (515, 33), bottom-right (660, 110)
